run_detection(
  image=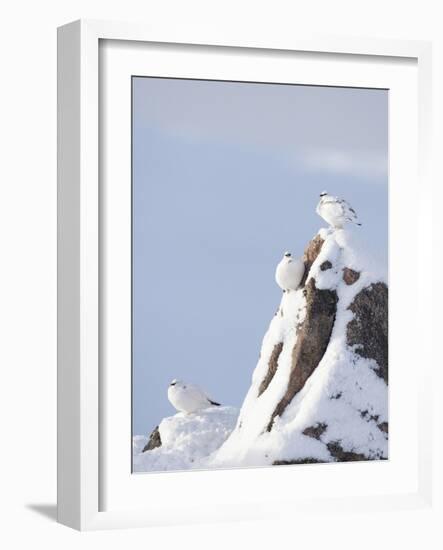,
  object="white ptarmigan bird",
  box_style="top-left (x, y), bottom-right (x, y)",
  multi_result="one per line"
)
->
top-left (316, 191), bottom-right (362, 229)
top-left (275, 252), bottom-right (305, 292)
top-left (168, 379), bottom-right (221, 414)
